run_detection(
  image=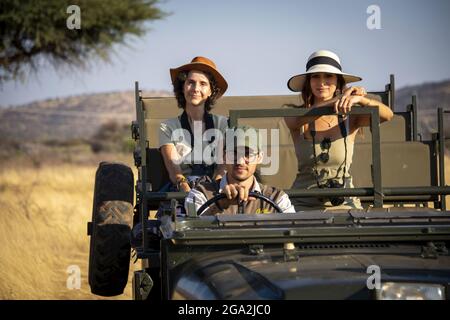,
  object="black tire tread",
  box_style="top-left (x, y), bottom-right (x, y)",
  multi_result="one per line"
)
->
top-left (88, 162), bottom-right (134, 296)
